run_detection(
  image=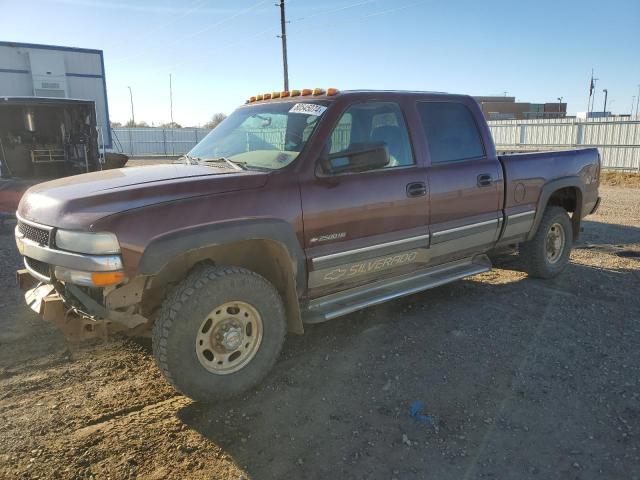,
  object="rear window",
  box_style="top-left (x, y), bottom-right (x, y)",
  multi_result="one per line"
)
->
top-left (416, 102), bottom-right (485, 164)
